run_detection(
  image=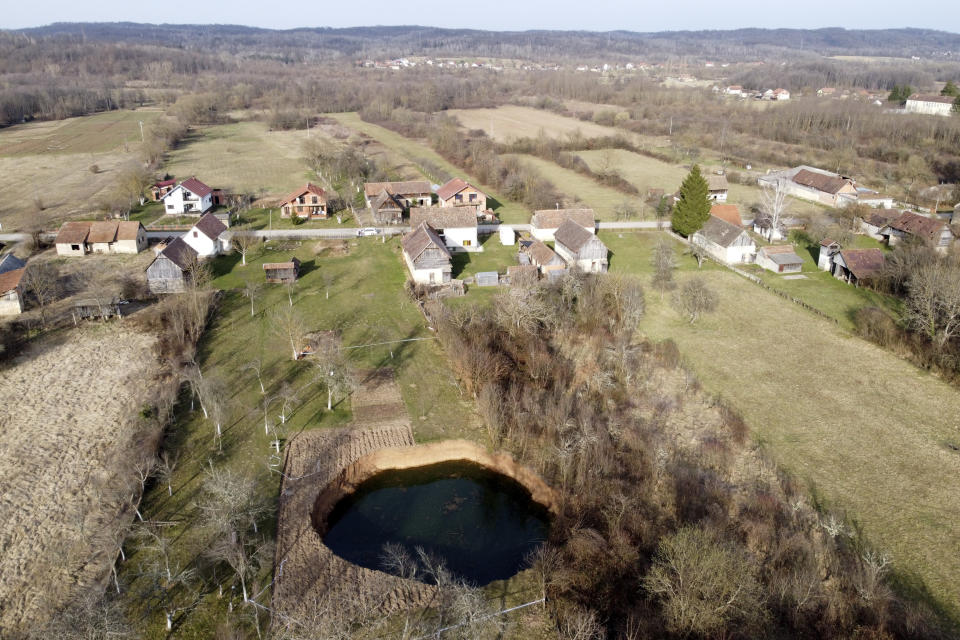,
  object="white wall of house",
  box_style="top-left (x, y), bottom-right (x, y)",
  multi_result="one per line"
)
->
top-left (860, 221), bottom-right (886, 241)
top-left (817, 245), bottom-right (839, 271)
top-left (905, 100), bottom-right (953, 116)
top-left (403, 252), bottom-right (450, 284)
top-left (532, 226), bottom-right (595, 242)
top-left (756, 253), bottom-right (802, 273)
top-left (114, 233), bottom-right (147, 254)
top-left (55, 242), bottom-right (88, 257)
top-left (91, 242), bottom-right (113, 254)
top-left (183, 229), bottom-right (222, 257)
top-left (442, 227), bottom-right (481, 252)
top-left (0, 289), bottom-right (23, 315)
top-left (163, 187), bottom-right (213, 215)
top-left (708, 190), bottom-right (728, 203)
top-left (692, 234), bottom-right (755, 264)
